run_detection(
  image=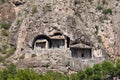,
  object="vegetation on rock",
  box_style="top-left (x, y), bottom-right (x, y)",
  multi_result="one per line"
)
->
top-left (102, 8), bottom-right (112, 15)
top-left (1, 22), bottom-right (9, 30)
top-left (0, 60), bottom-right (120, 80)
